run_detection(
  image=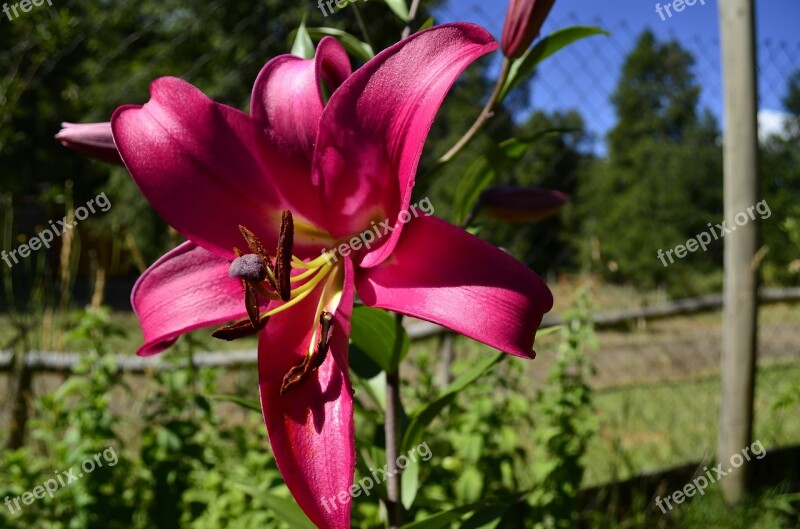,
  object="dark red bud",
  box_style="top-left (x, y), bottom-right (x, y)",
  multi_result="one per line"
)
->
top-left (501, 0), bottom-right (557, 59)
